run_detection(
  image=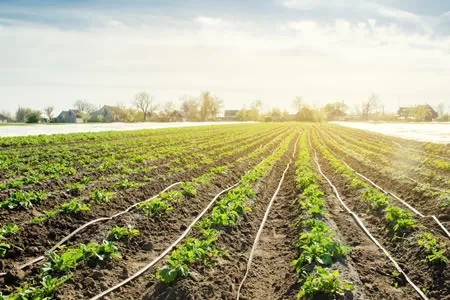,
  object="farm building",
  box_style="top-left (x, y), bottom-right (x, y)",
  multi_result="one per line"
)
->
top-left (90, 105), bottom-right (123, 122)
top-left (0, 114), bottom-right (8, 123)
top-left (224, 110), bottom-right (239, 120)
top-left (397, 104), bottom-right (438, 121)
top-left (55, 110), bottom-right (84, 123)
